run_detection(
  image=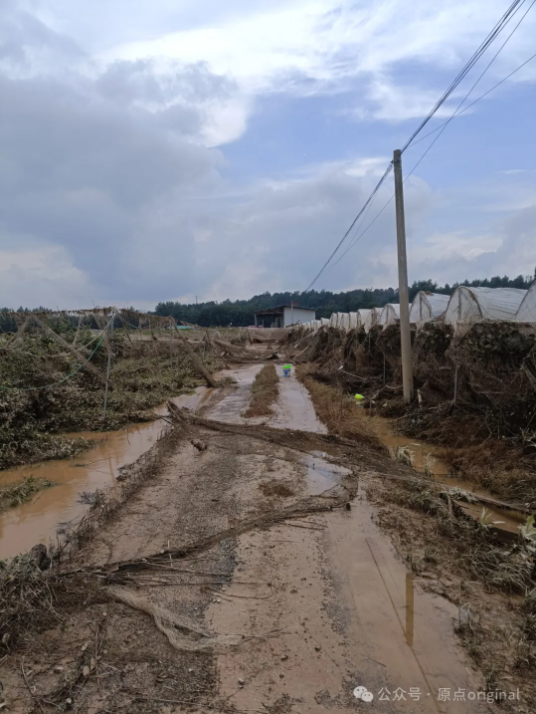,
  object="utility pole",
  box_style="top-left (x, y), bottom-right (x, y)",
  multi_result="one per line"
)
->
top-left (393, 150), bottom-right (414, 403)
